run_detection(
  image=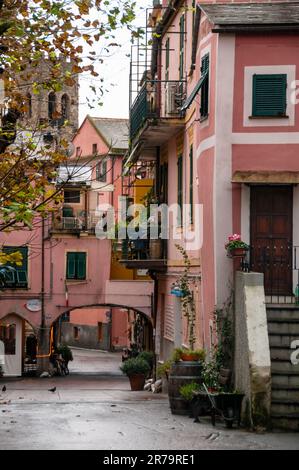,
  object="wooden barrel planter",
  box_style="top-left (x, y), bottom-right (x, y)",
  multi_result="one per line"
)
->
top-left (168, 361), bottom-right (203, 415)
